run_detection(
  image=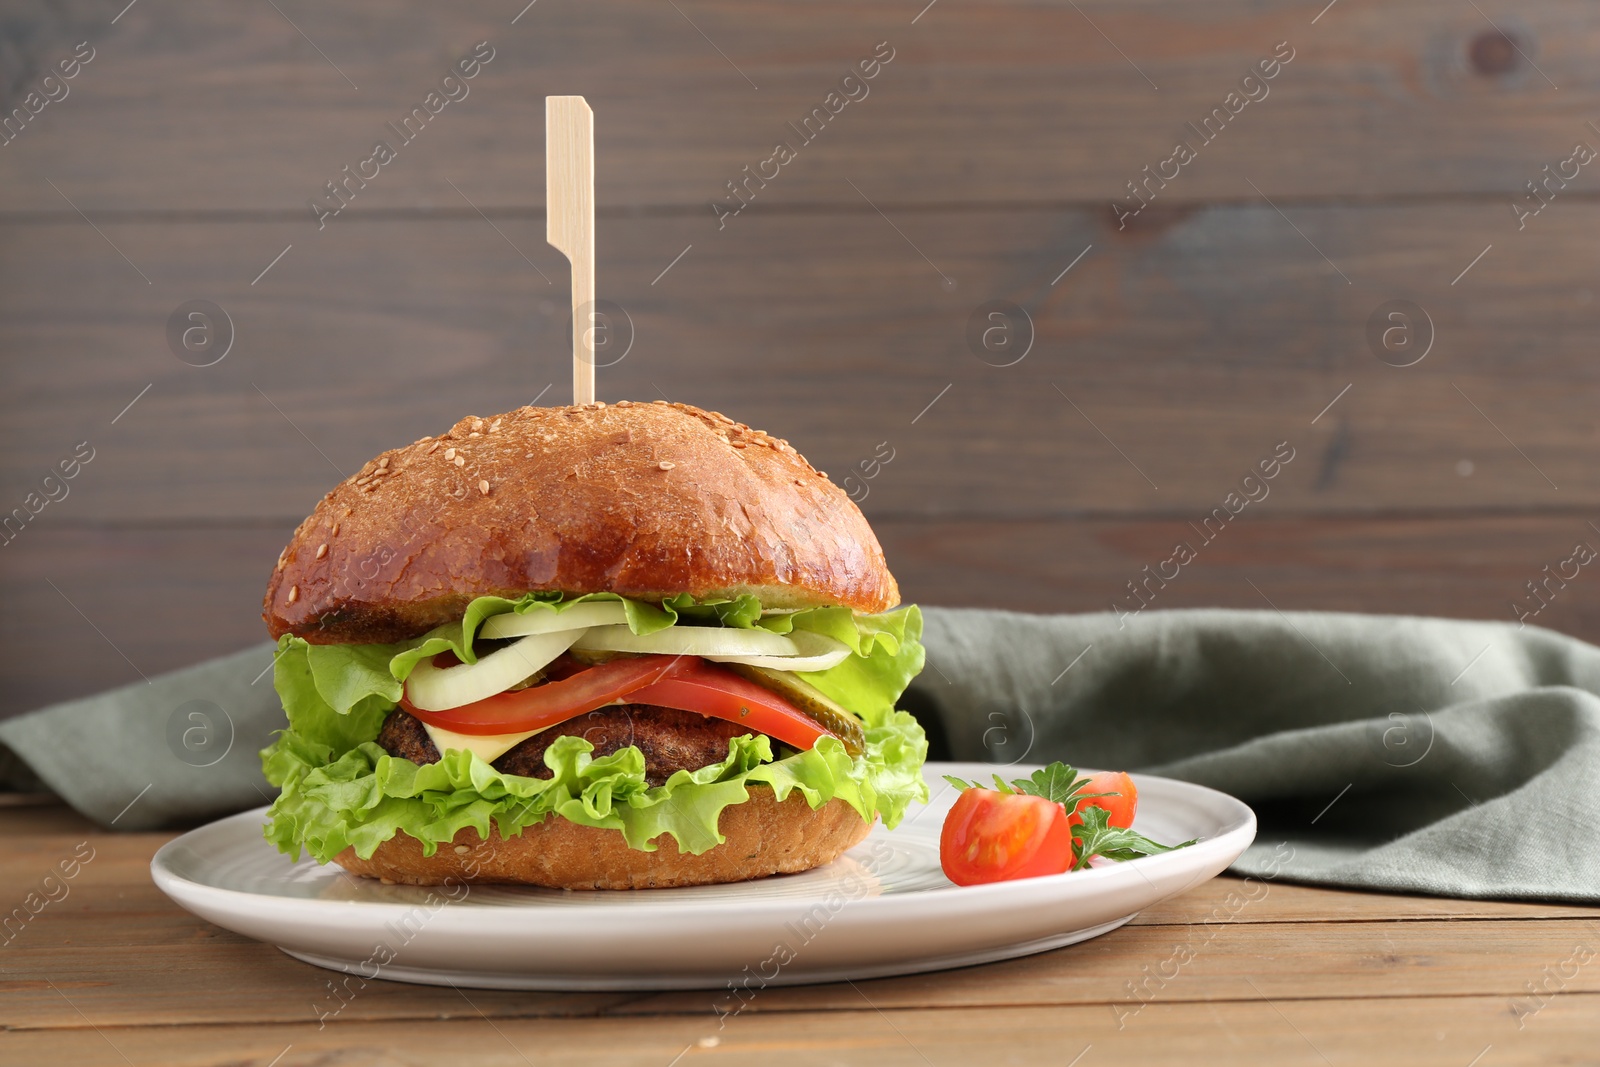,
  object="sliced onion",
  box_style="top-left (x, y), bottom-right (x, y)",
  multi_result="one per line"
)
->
top-left (405, 629), bottom-right (582, 712)
top-left (572, 623), bottom-right (801, 659)
top-left (479, 601), bottom-right (629, 640)
top-left (704, 630), bottom-right (852, 671)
